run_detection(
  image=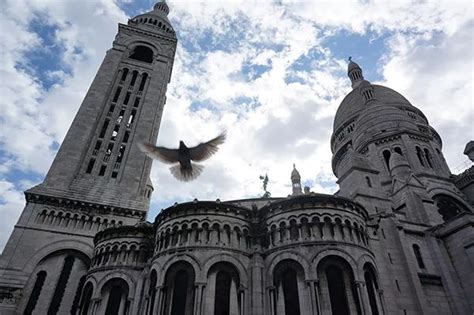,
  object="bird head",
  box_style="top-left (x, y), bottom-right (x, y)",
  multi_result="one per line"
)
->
top-left (179, 140), bottom-right (186, 149)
